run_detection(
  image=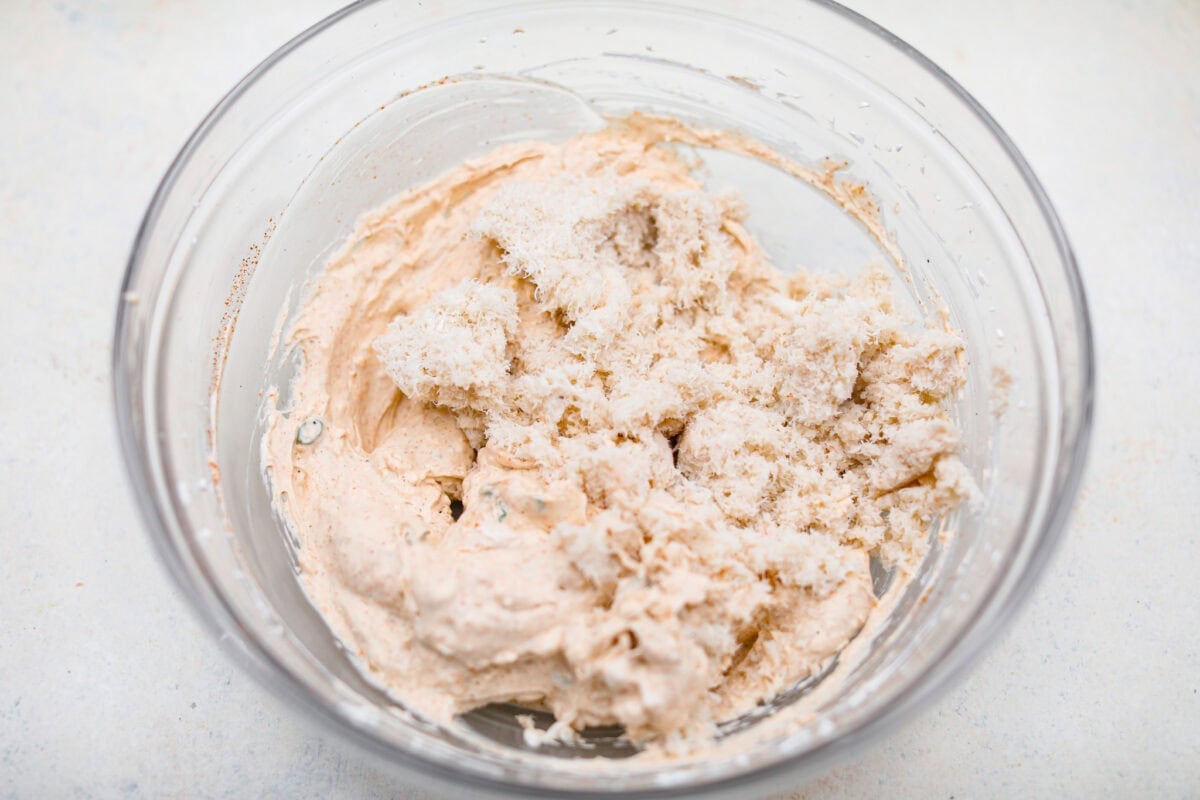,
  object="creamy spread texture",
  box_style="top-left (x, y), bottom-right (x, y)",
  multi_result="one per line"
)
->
top-left (263, 115), bottom-right (972, 749)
